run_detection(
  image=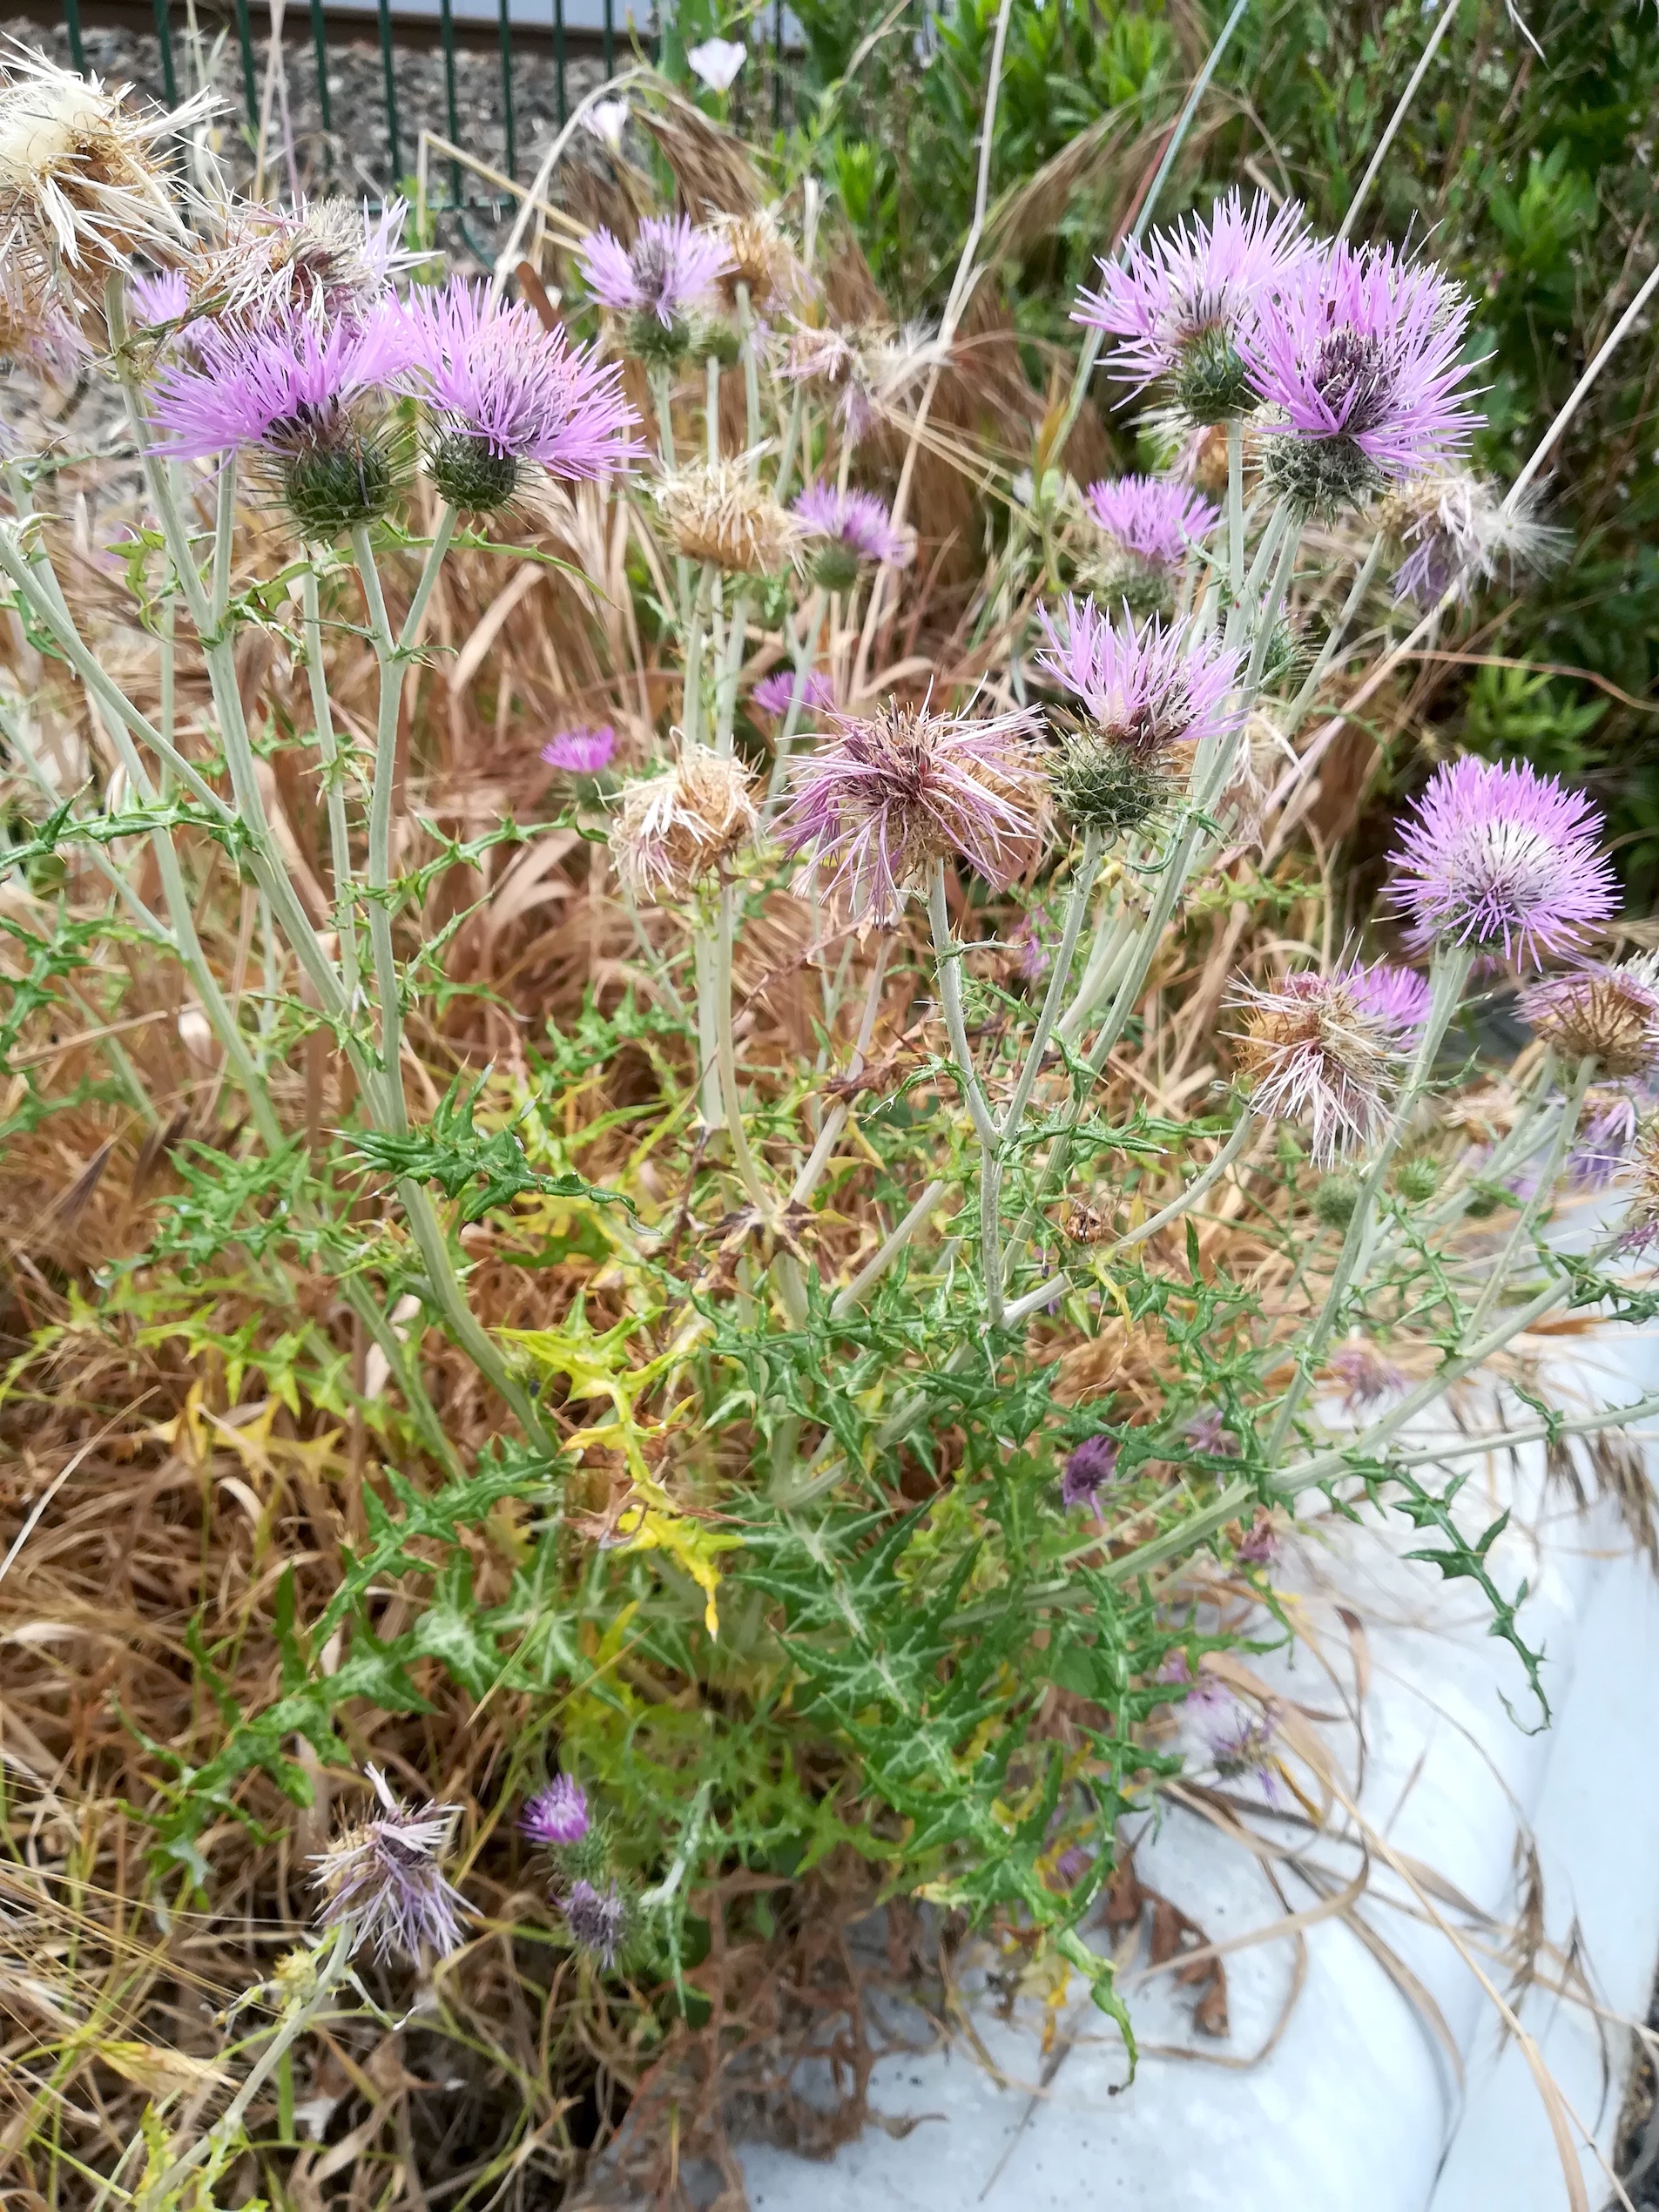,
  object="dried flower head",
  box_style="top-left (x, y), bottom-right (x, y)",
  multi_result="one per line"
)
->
top-left (311, 1766), bottom-right (469, 1962)
top-left (1325, 1336), bottom-right (1408, 1413)
top-left (1521, 955), bottom-right (1659, 1078)
top-left (0, 257), bottom-right (83, 374)
top-left (1389, 756), bottom-right (1618, 968)
top-left (1036, 597), bottom-right (1241, 839)
top-left (1243, 239), bottom-right (1480, 513)
top-left (1061, 1433), bottom-right (1118, 1517)
top-left (0, 48), bottom-right (209, 311)
top-left (779, 318), bottom-right (939, 442)
top-left (752, 666), bottom-right (833, 720)
top-left (1082, 474), bottom-right (1218, 570)
top-left (402, 278), bottom-right (641, 512)
top-left (792, 482), bottom-right (913, 589)
top-left (708, 205), bottom-right (802, 321)
top-left (658, 460), bottom-right (797, 575)
top-left (148, 301), bottom-right (416, 537)
top-left (1231, 970), bottom-right (1397, 1163)
top-left (542, 725), bottom-right (617, 776)
top-left (520, 1775), bottom-right (590, 1846)
top-left (1234, 1509), bottom-right (1279, 1566)
top-left (578, 214), bottom-right (733, 363)
top-left (783, 700), bottom-right (1045, 924)
top-left (563, 1877), bottom-right (629, 1969)
top-left (188, 196), bottom-right (415, 330)
top-left (1380, 468), bottom-right (1566, 606)
top-left (612, 744), bottom-right (759, 904)
top-left (1074, 189), bottom-right (1310, 423)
